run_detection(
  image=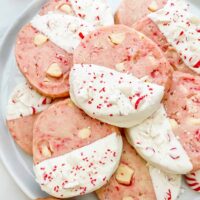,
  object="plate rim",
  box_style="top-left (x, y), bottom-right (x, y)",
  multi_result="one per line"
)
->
top-left (0, 0), bottom-right (48, 199)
